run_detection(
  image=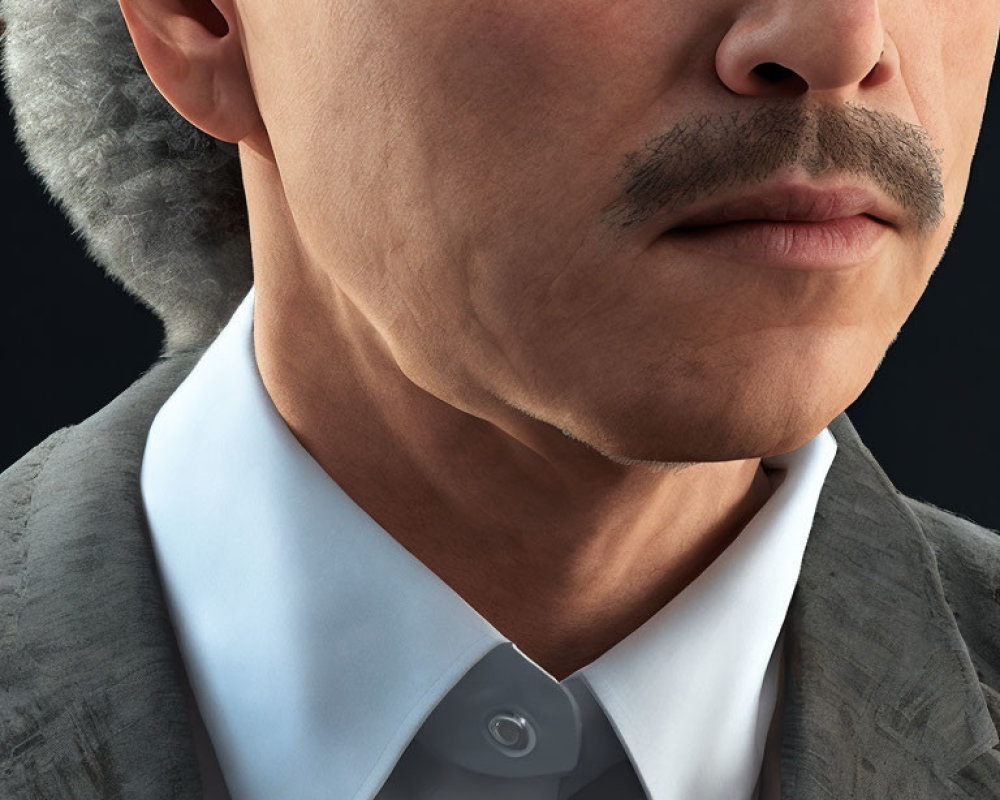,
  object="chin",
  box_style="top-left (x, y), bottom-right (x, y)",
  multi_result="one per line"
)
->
top-left (524, 322), bottom-right (887, 467)
top-left (560, 376), bottom-right (861, 467)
